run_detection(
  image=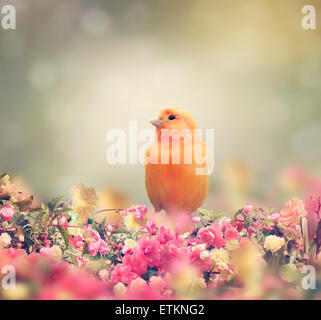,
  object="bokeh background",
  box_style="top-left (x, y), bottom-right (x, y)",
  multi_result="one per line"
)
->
top-left (0, 0), bottom-right (320, 212)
